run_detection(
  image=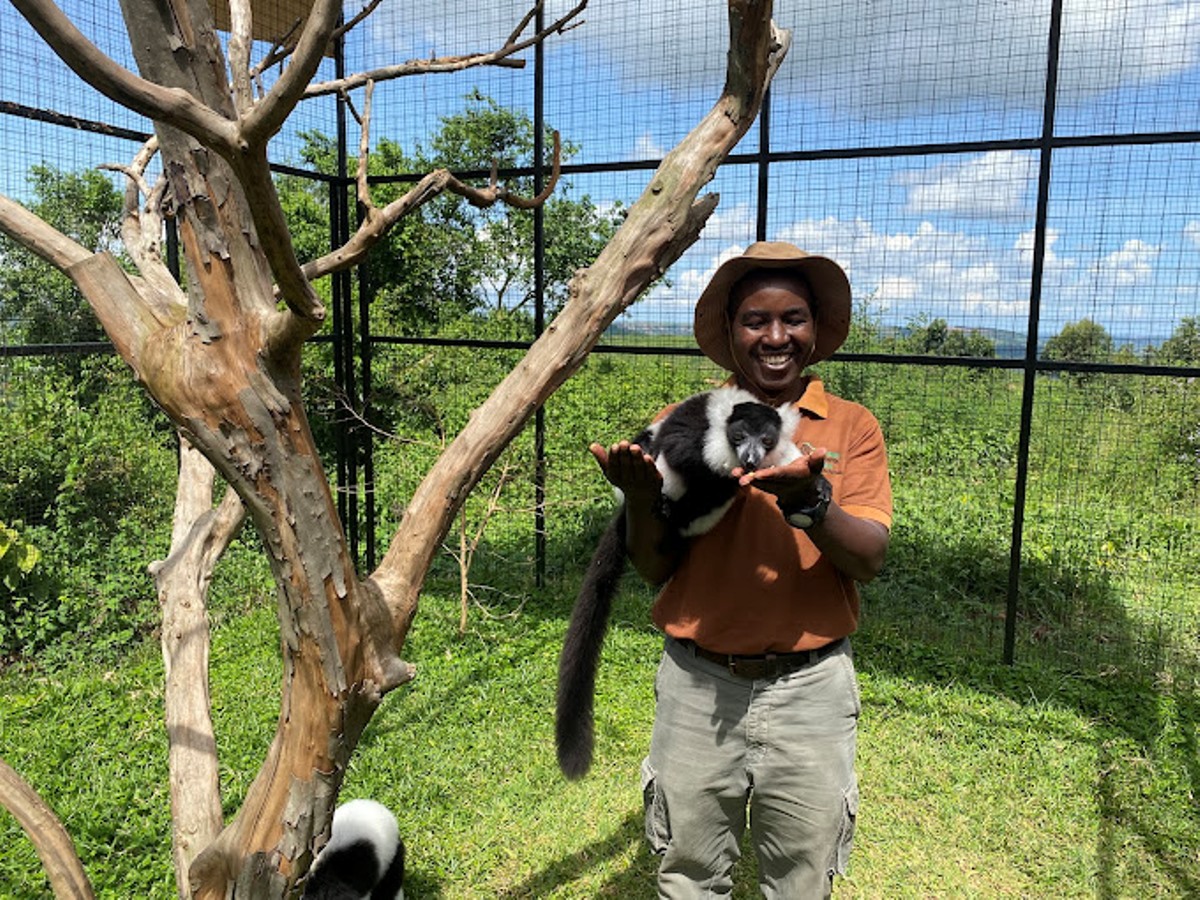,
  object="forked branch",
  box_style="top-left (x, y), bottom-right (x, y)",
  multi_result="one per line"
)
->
top-left (304, 0), bottom-right (588, 97)
top-left (99, 138), bottom-right (184, 310)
